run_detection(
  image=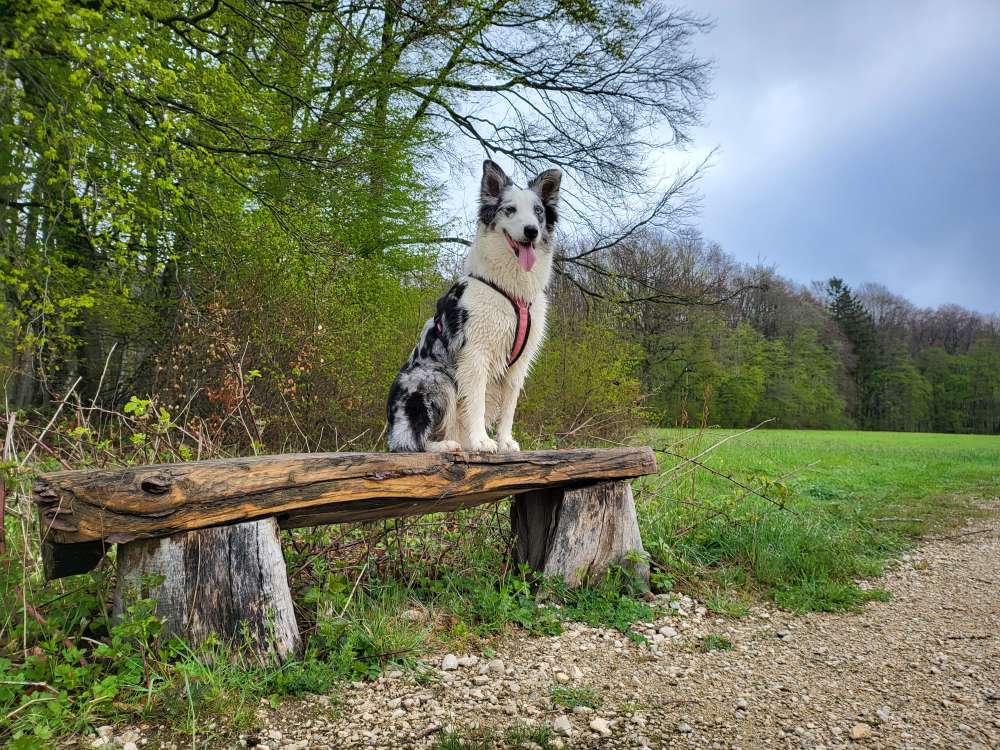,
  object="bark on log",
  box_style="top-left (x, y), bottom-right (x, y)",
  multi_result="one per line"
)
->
top-left (33, 448), bottom-right (656, 545)
top-left (512, 480), bottom-right (649, 588)
top-left (112, 518), bottom-right (300, 661)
